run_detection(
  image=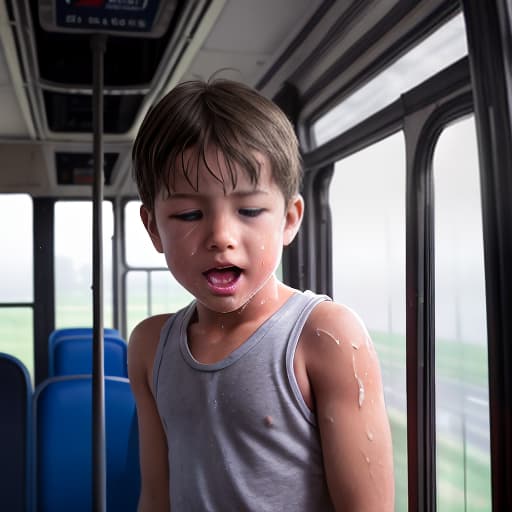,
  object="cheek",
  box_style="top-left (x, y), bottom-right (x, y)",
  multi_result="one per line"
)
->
top-left (254, 234), bottom-right (283, 270)
top-left (252, 232), bottom-right (280, 256)
top-left (161, 226), bottom-right (200, 257)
